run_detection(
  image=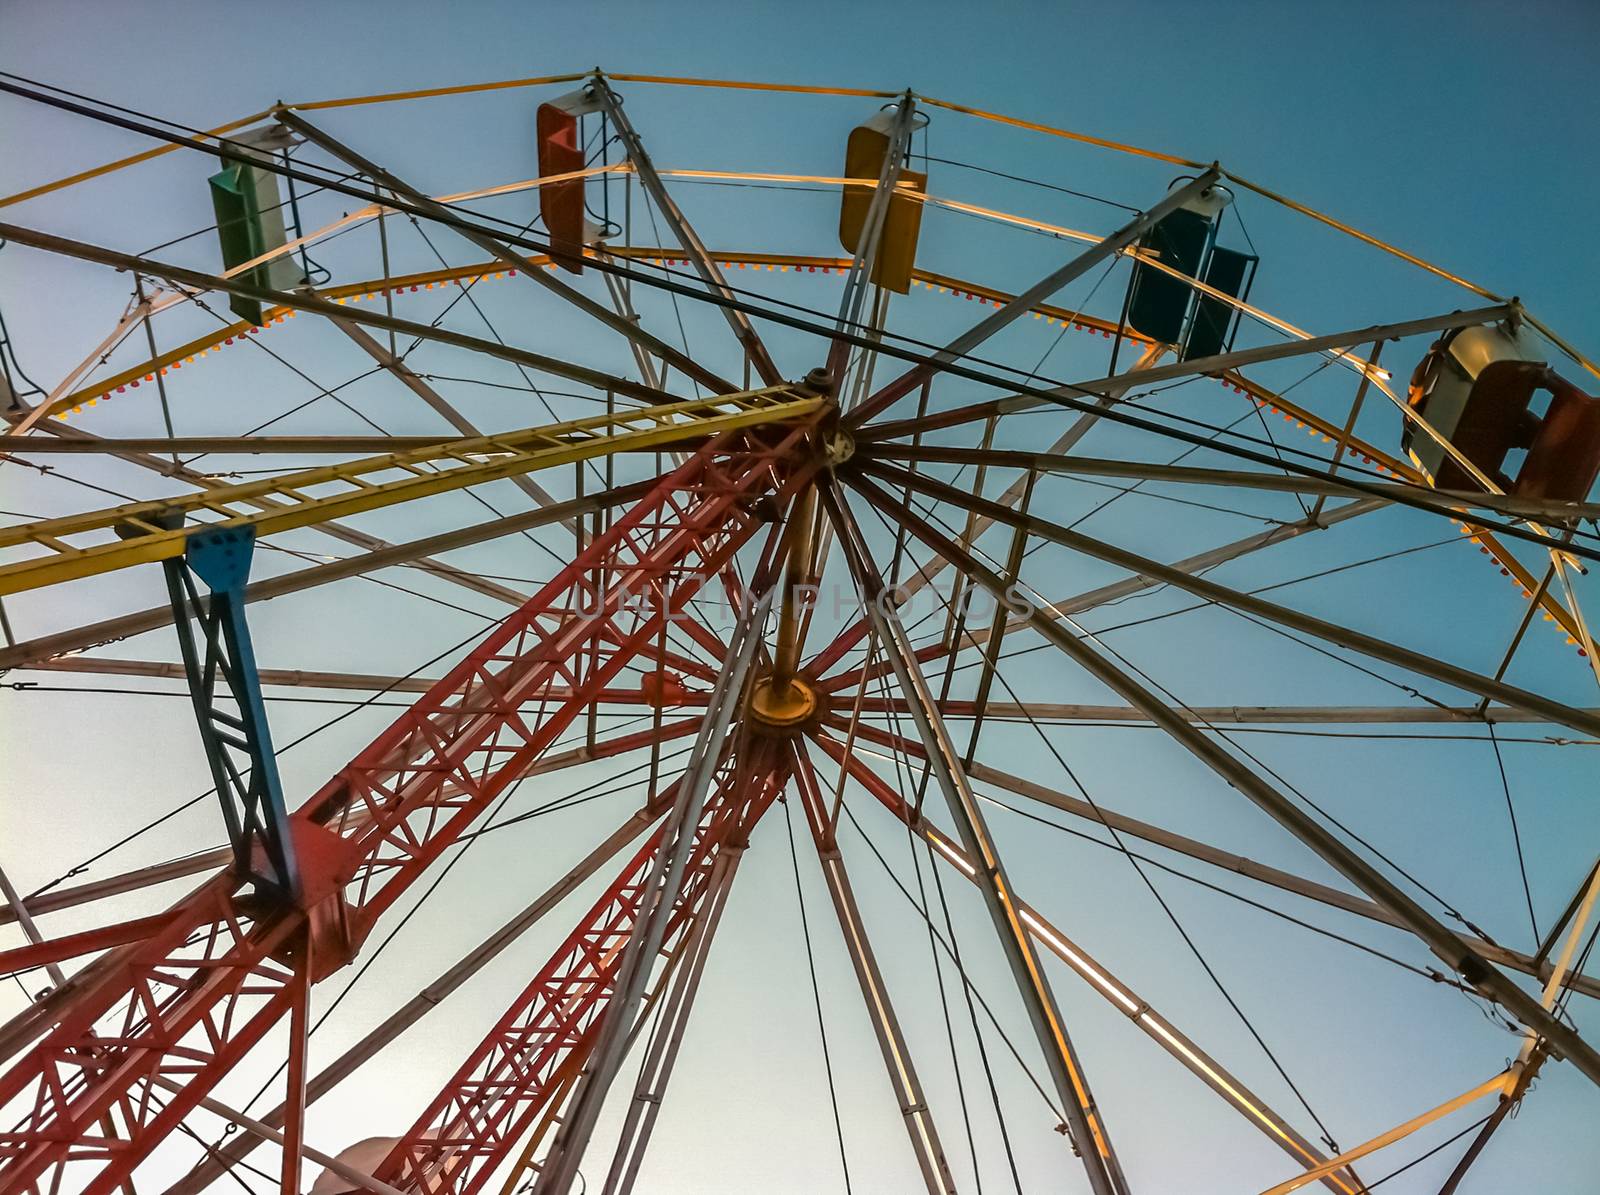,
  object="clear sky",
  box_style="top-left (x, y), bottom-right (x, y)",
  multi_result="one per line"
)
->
top-left (3, 2), bottom-right (1599, 1193)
